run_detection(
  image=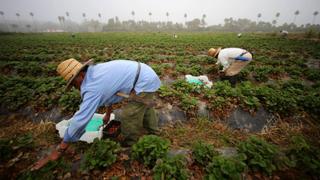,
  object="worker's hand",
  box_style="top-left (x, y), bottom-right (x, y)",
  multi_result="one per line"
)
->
top-left (103, 106), bottom-right (113, 124)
